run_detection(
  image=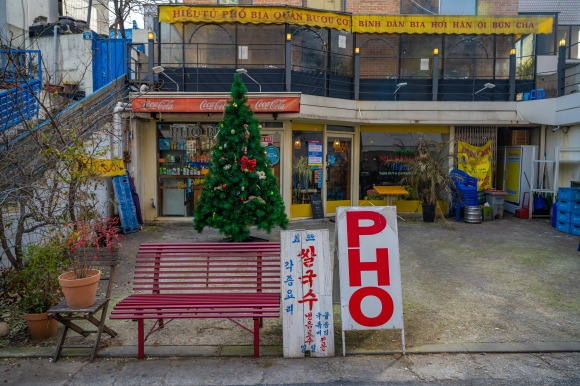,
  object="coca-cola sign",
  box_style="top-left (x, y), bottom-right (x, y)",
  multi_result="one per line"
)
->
top-left (131, 95), bottom-right (300, 113)
top-left (199, 99), bottom-right (228, 111)
top-left (142, 99), bottom-right (175, 111)
top-left (254, 99), bottom-right (287, 111)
